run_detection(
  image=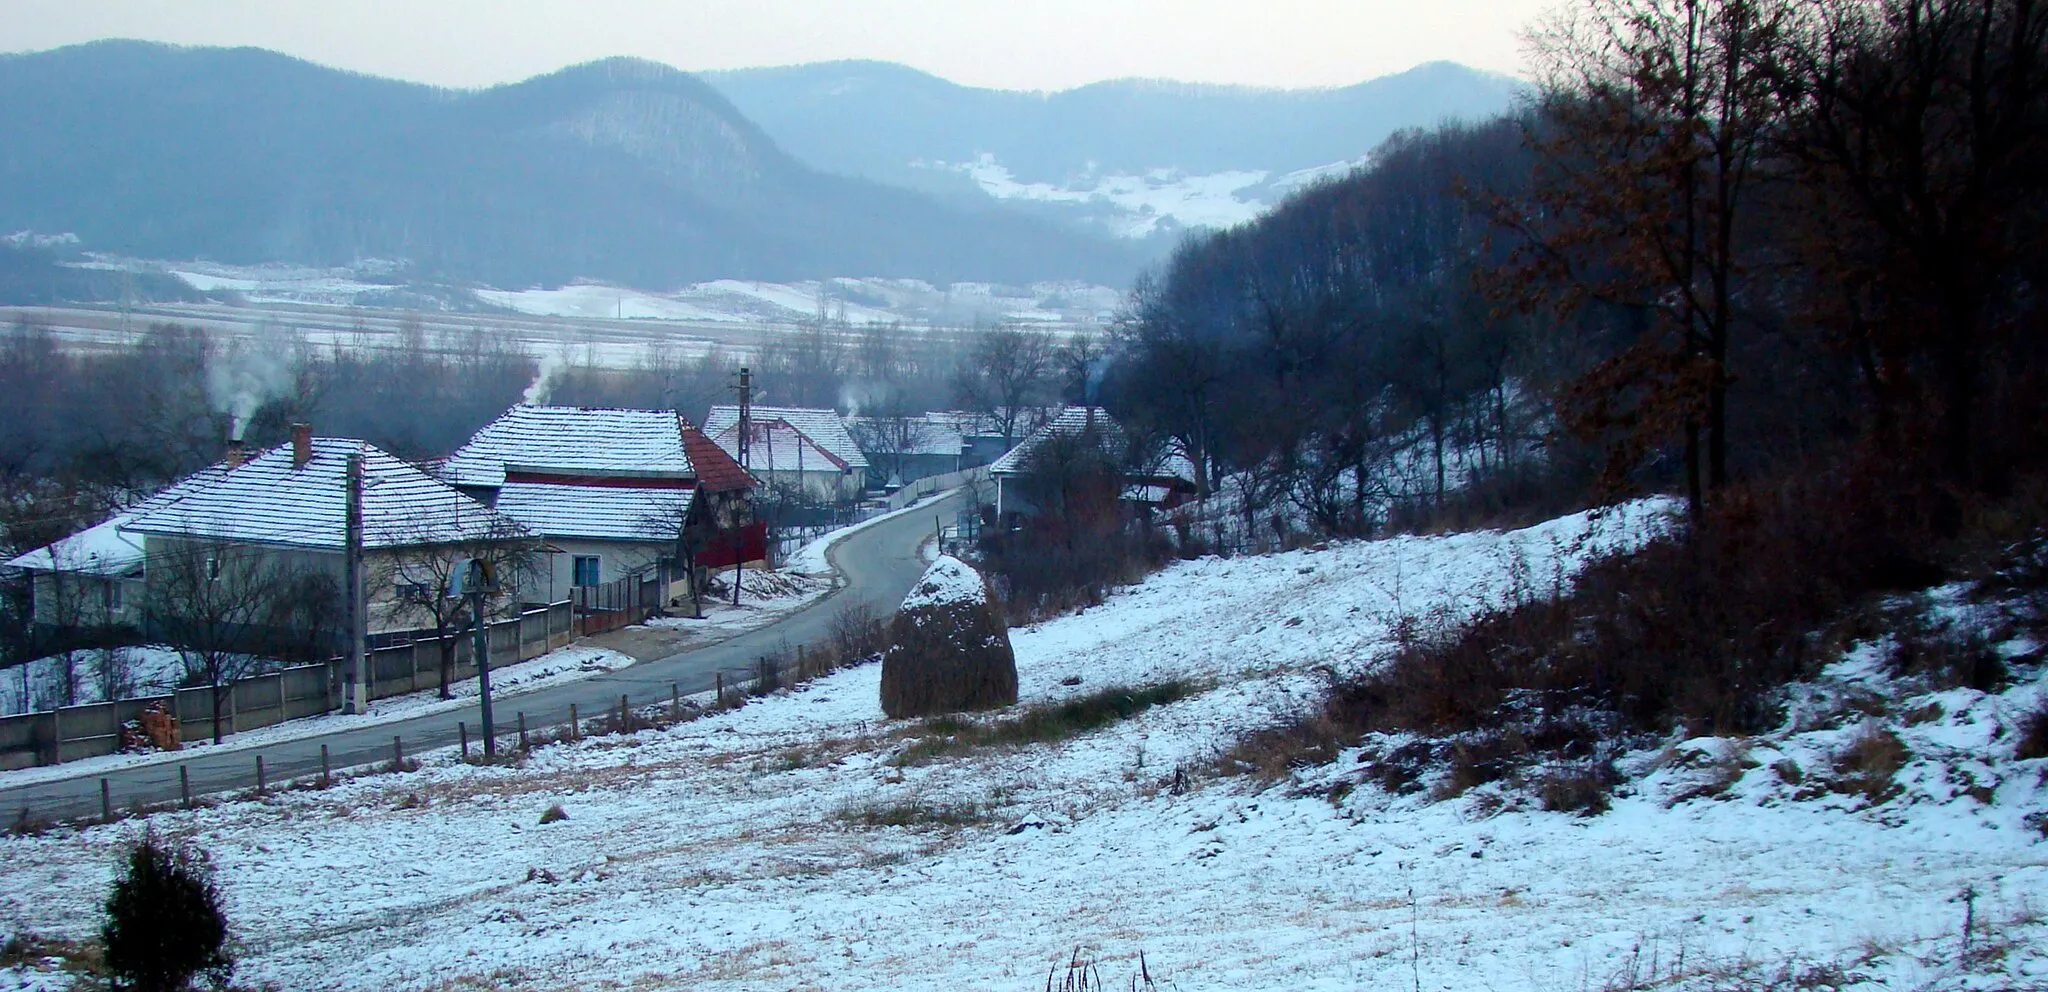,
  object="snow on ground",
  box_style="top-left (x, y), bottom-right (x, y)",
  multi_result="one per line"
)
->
top-left (634, 570), bottom-right (829, 636)
top-left (783, 488), bottom-right (962, 576)
top-left (1, 645), bottom-right (191, 716)
top-left (479, 278), bottom-right (1119, 331)
top-left (4, 498), bottom-right (2043, 991)
top-left (928, 154), bottom-right (1271, 238)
